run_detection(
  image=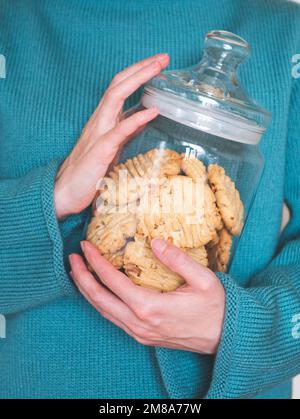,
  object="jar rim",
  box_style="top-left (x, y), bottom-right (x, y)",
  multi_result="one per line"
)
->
top-left (142, 87), bottom-right (266, 145)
